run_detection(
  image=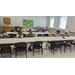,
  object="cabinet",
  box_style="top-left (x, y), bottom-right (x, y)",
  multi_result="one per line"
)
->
top-left (4, 27), bottom-right (12, 32)
top-left (4, 17), bottom-right (11, 24)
